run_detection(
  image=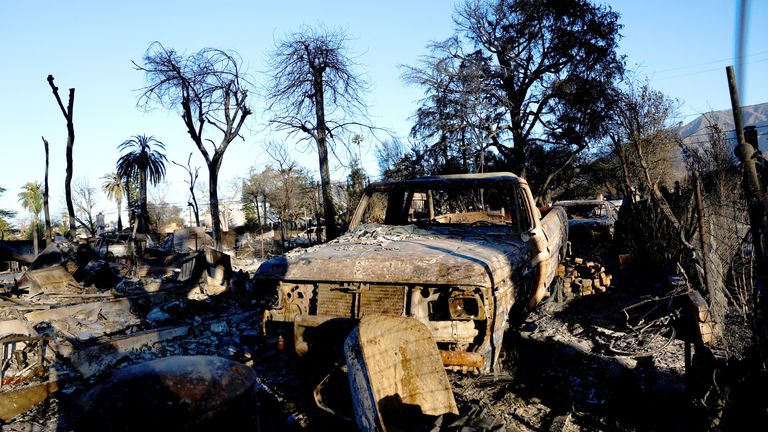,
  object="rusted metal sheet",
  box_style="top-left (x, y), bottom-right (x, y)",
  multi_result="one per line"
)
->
top-left (344, 316), bottom-right (458, 431)
top-left (439, 350), bottom-right (485, 369)
top-left (17, 265), bottom-right (80, 296)
top-left (0, 379), bottom-right (59, 422)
